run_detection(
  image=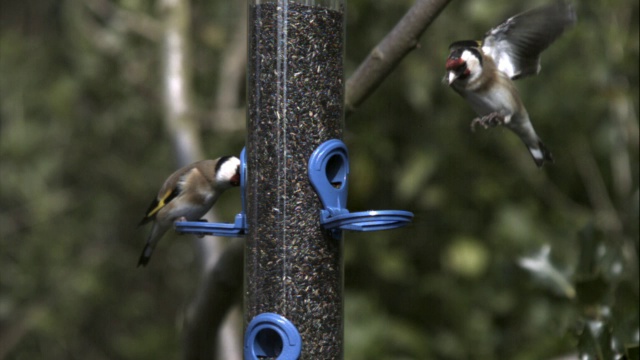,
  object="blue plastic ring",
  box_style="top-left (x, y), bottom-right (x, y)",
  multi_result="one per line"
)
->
top-left (174, 213), bottom-right (246, 237)
top-left (244, 313), bottom-right (302, 360)
top-left (321, 210), bottom-right (413, 232)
